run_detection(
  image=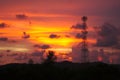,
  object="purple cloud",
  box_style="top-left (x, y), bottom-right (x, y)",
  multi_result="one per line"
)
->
top-left (0, 37), bottom-right (8, 41)
top-left (71, 23), bottom-right (84, 29)
top-left (96, 23), bottom-right (119, 47)
top-left (31, 50), bottom-right (45, 56)
top-left (16, 14), bottom-right (28, 20)
top-left (49, 34), bottom-right (60, 38)
top-left (0, 23), bottom-right (8, 28)
top-left (34, 44), bottom-right (51, 49)
top-left (75, 33), bottom-right (82, 39)
top-left (22, 32), bottom-right (30, 39)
